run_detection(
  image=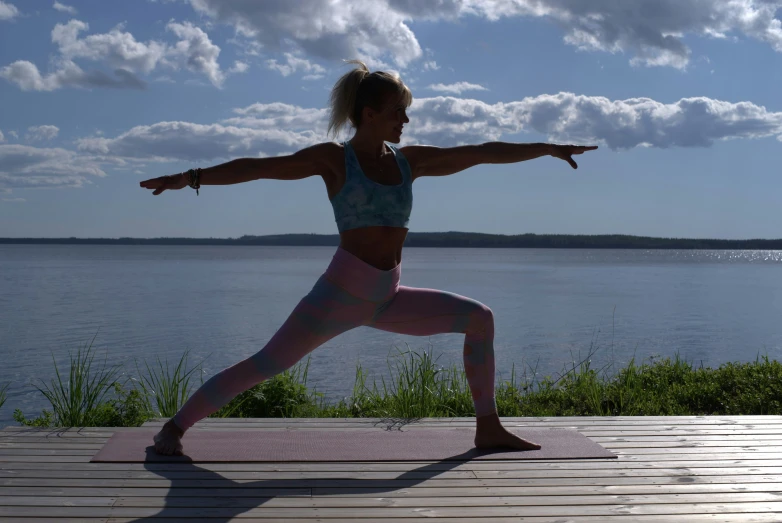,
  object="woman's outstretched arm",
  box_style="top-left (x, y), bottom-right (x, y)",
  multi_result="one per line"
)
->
top-left (139, 142), bottom-right (336, 195)
top-left (401, 142), bottom-right (598, 181)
